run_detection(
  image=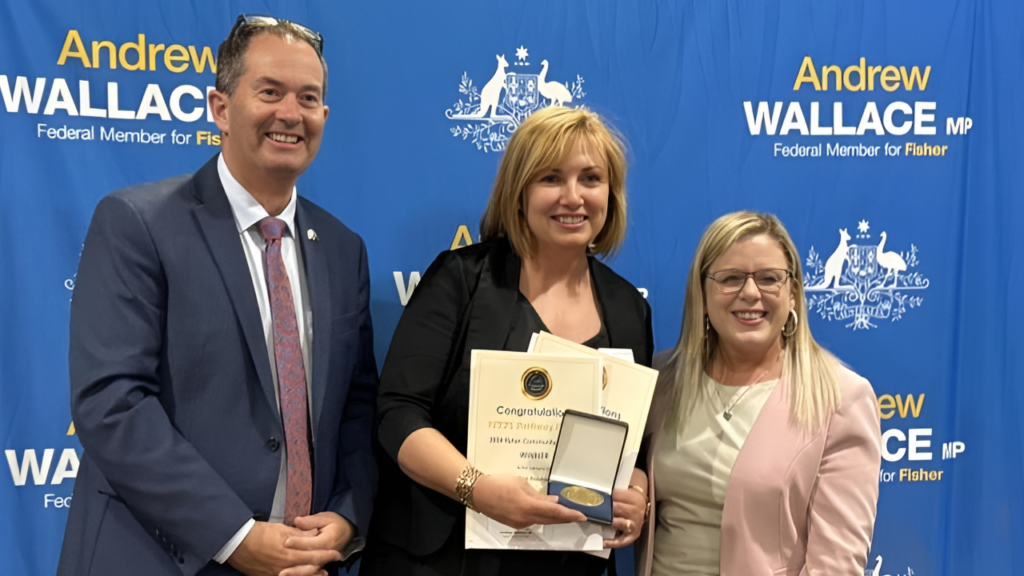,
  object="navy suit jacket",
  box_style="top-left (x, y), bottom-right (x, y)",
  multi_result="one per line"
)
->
top-left (58, 156), bottom-right (378, 576)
